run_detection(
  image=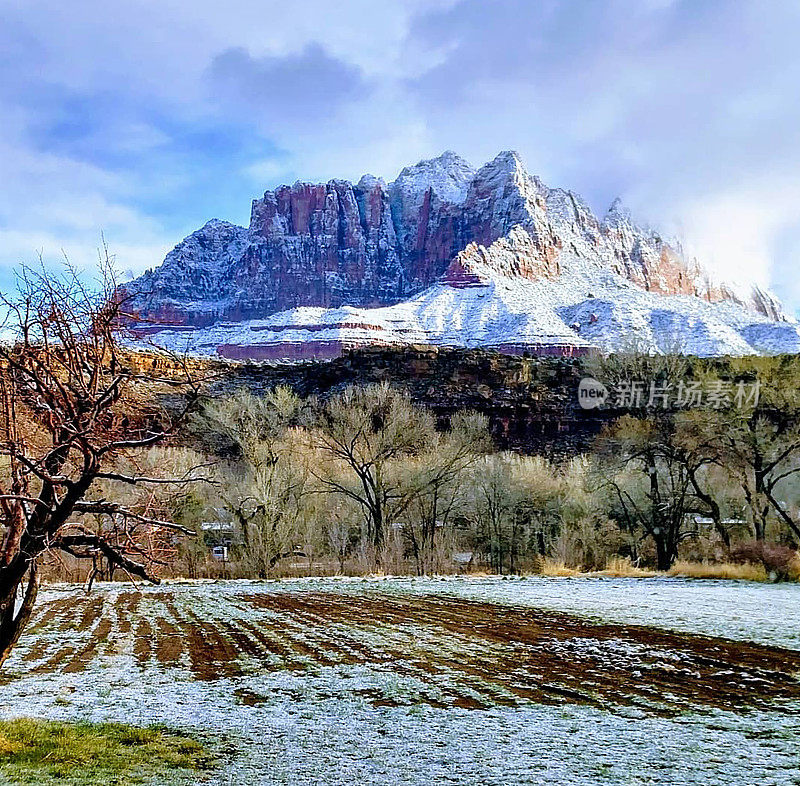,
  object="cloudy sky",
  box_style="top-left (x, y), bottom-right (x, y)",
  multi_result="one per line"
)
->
top-left (1, 0), bottom-right (799, 311)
